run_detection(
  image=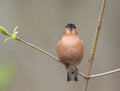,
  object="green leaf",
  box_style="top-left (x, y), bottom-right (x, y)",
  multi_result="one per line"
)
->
top-left (11, 26), bottom-right (19, 40)
top-left (0, 26), bottom-right (9, 36)
top-left (0, 63), bottom-right (15, 89)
